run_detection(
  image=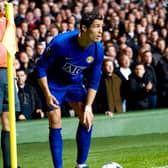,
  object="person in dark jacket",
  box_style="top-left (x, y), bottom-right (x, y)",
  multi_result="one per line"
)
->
top-left (16, 68), bottom-right (44, 120)
top-left (126, 63), bottom-right (156, 111)
top-left (156, 47), bottom-right (168, 108)
top-left (141, 50), bottom-right (158, 109)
